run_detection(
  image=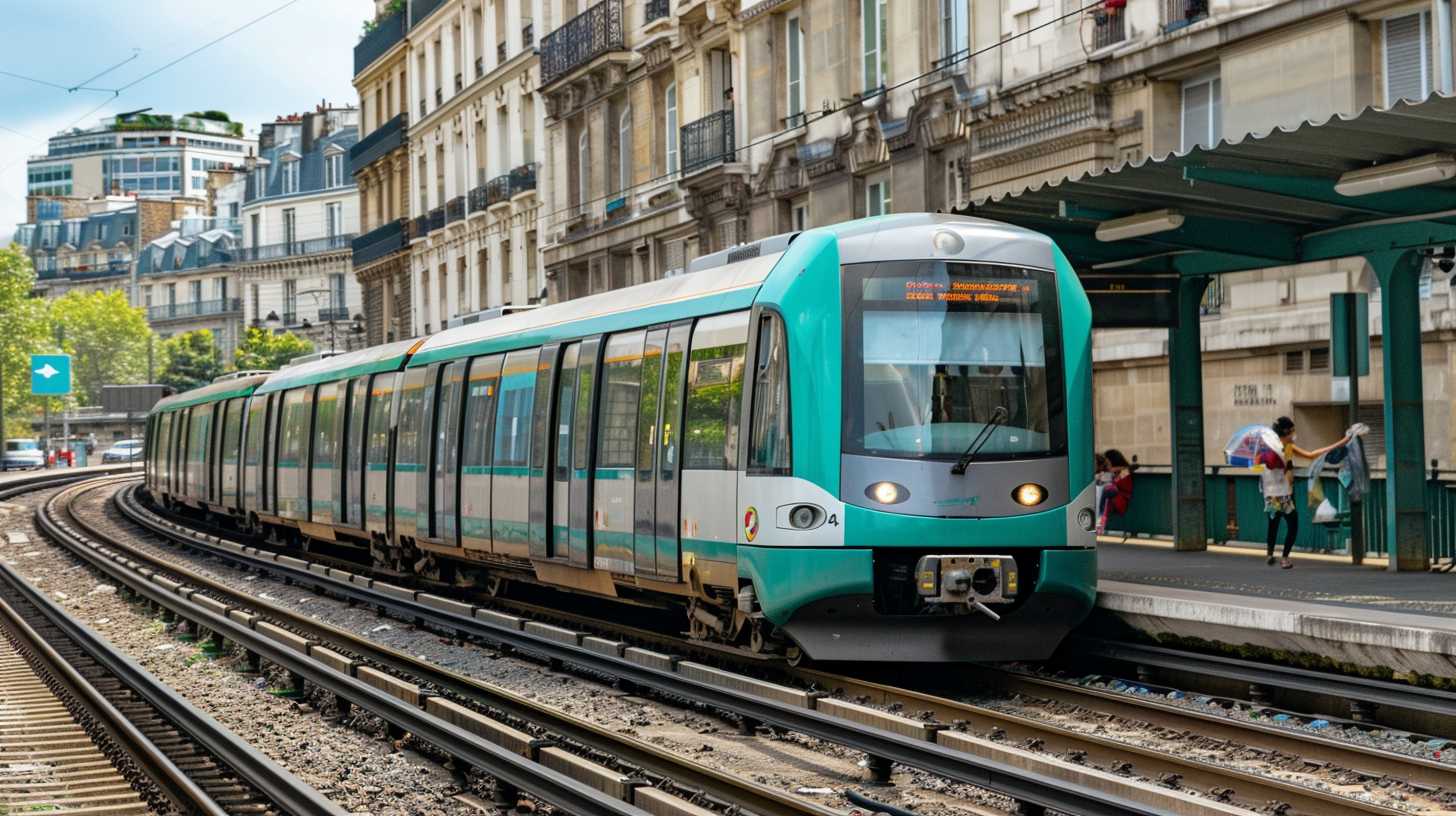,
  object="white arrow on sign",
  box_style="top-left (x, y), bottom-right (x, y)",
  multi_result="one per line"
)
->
top-left (35, 363), bottom-right (60, 379)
